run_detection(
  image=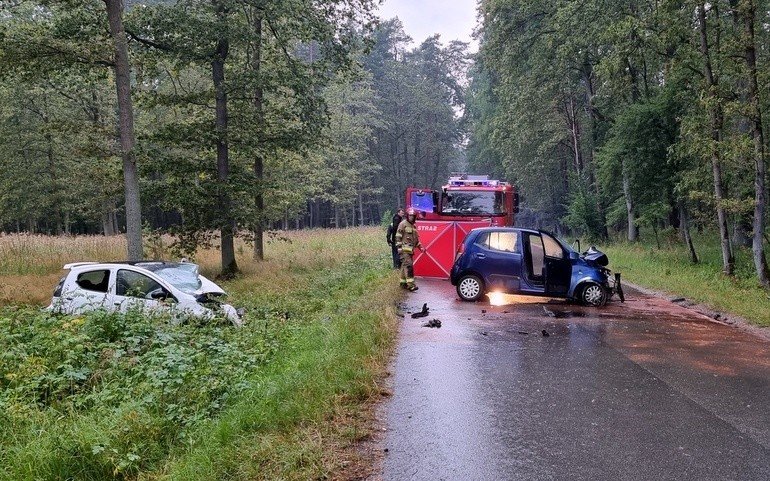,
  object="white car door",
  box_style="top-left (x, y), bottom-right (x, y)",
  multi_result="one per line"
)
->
top-left (61, 268), bottom-right (113, 314)
top-left (112, 268), bottom-right (174, 316)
